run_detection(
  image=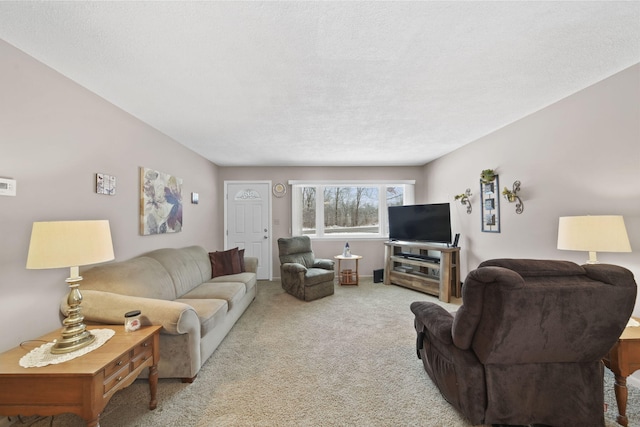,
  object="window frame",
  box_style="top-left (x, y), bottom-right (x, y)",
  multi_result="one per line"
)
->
top-left (289, 180), bottom-right (415, 240)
